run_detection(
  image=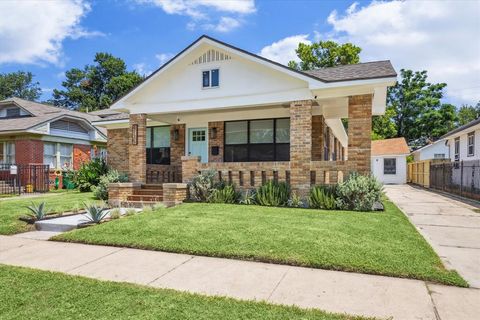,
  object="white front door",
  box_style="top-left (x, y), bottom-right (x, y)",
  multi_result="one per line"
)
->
top-left (188, 128), bottom-right (208, 163)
